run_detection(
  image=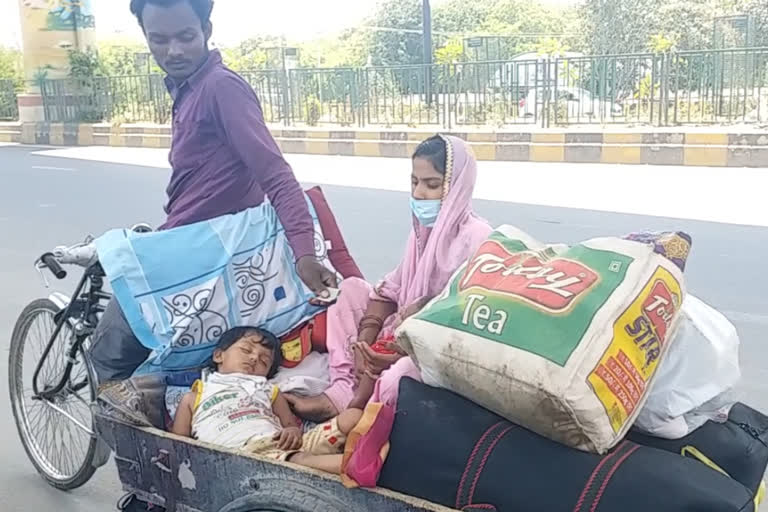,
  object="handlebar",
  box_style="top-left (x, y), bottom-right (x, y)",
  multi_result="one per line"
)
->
top-left (35, 224), bottom-right (153, 283)
top-left (40, 252), bottom-right (67, 280)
